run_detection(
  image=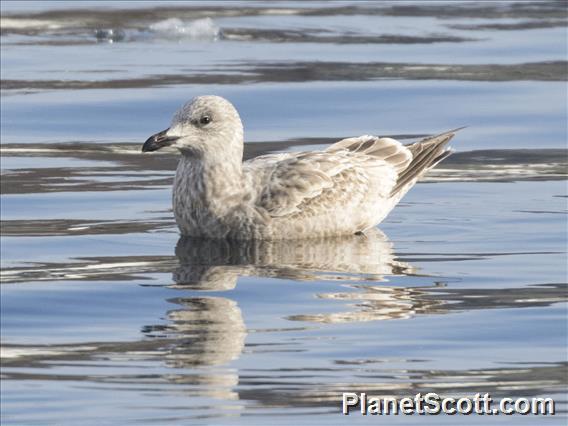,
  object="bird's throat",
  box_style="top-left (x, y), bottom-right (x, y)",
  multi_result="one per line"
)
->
top-left (174, 154), bottom-right (245, 214)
